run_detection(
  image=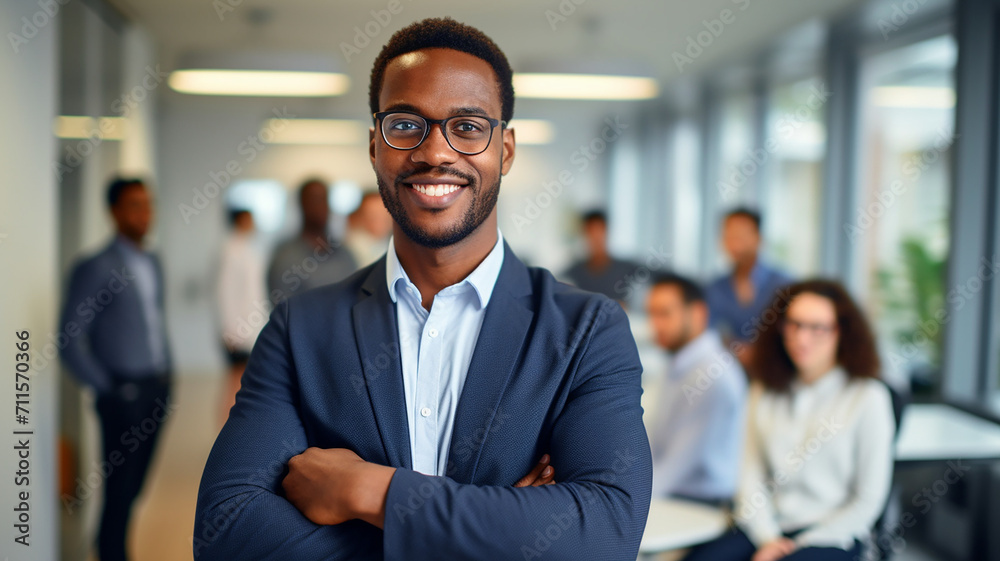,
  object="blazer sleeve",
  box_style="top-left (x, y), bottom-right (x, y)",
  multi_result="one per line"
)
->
top-left (382, 299), bottom-right (653, 561)
top-left (194, 300), bottom-right (378, 560)
top-left (59, 259), bottom-right (114, 394)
